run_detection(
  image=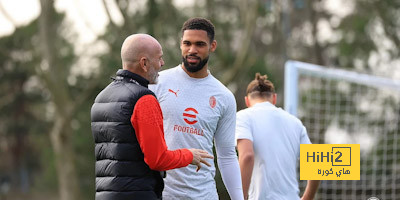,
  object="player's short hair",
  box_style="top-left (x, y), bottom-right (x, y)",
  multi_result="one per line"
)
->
top-left (181, 17), bottom-right (215, 42)
top-left (246, 73), bottom-right (275, 98)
